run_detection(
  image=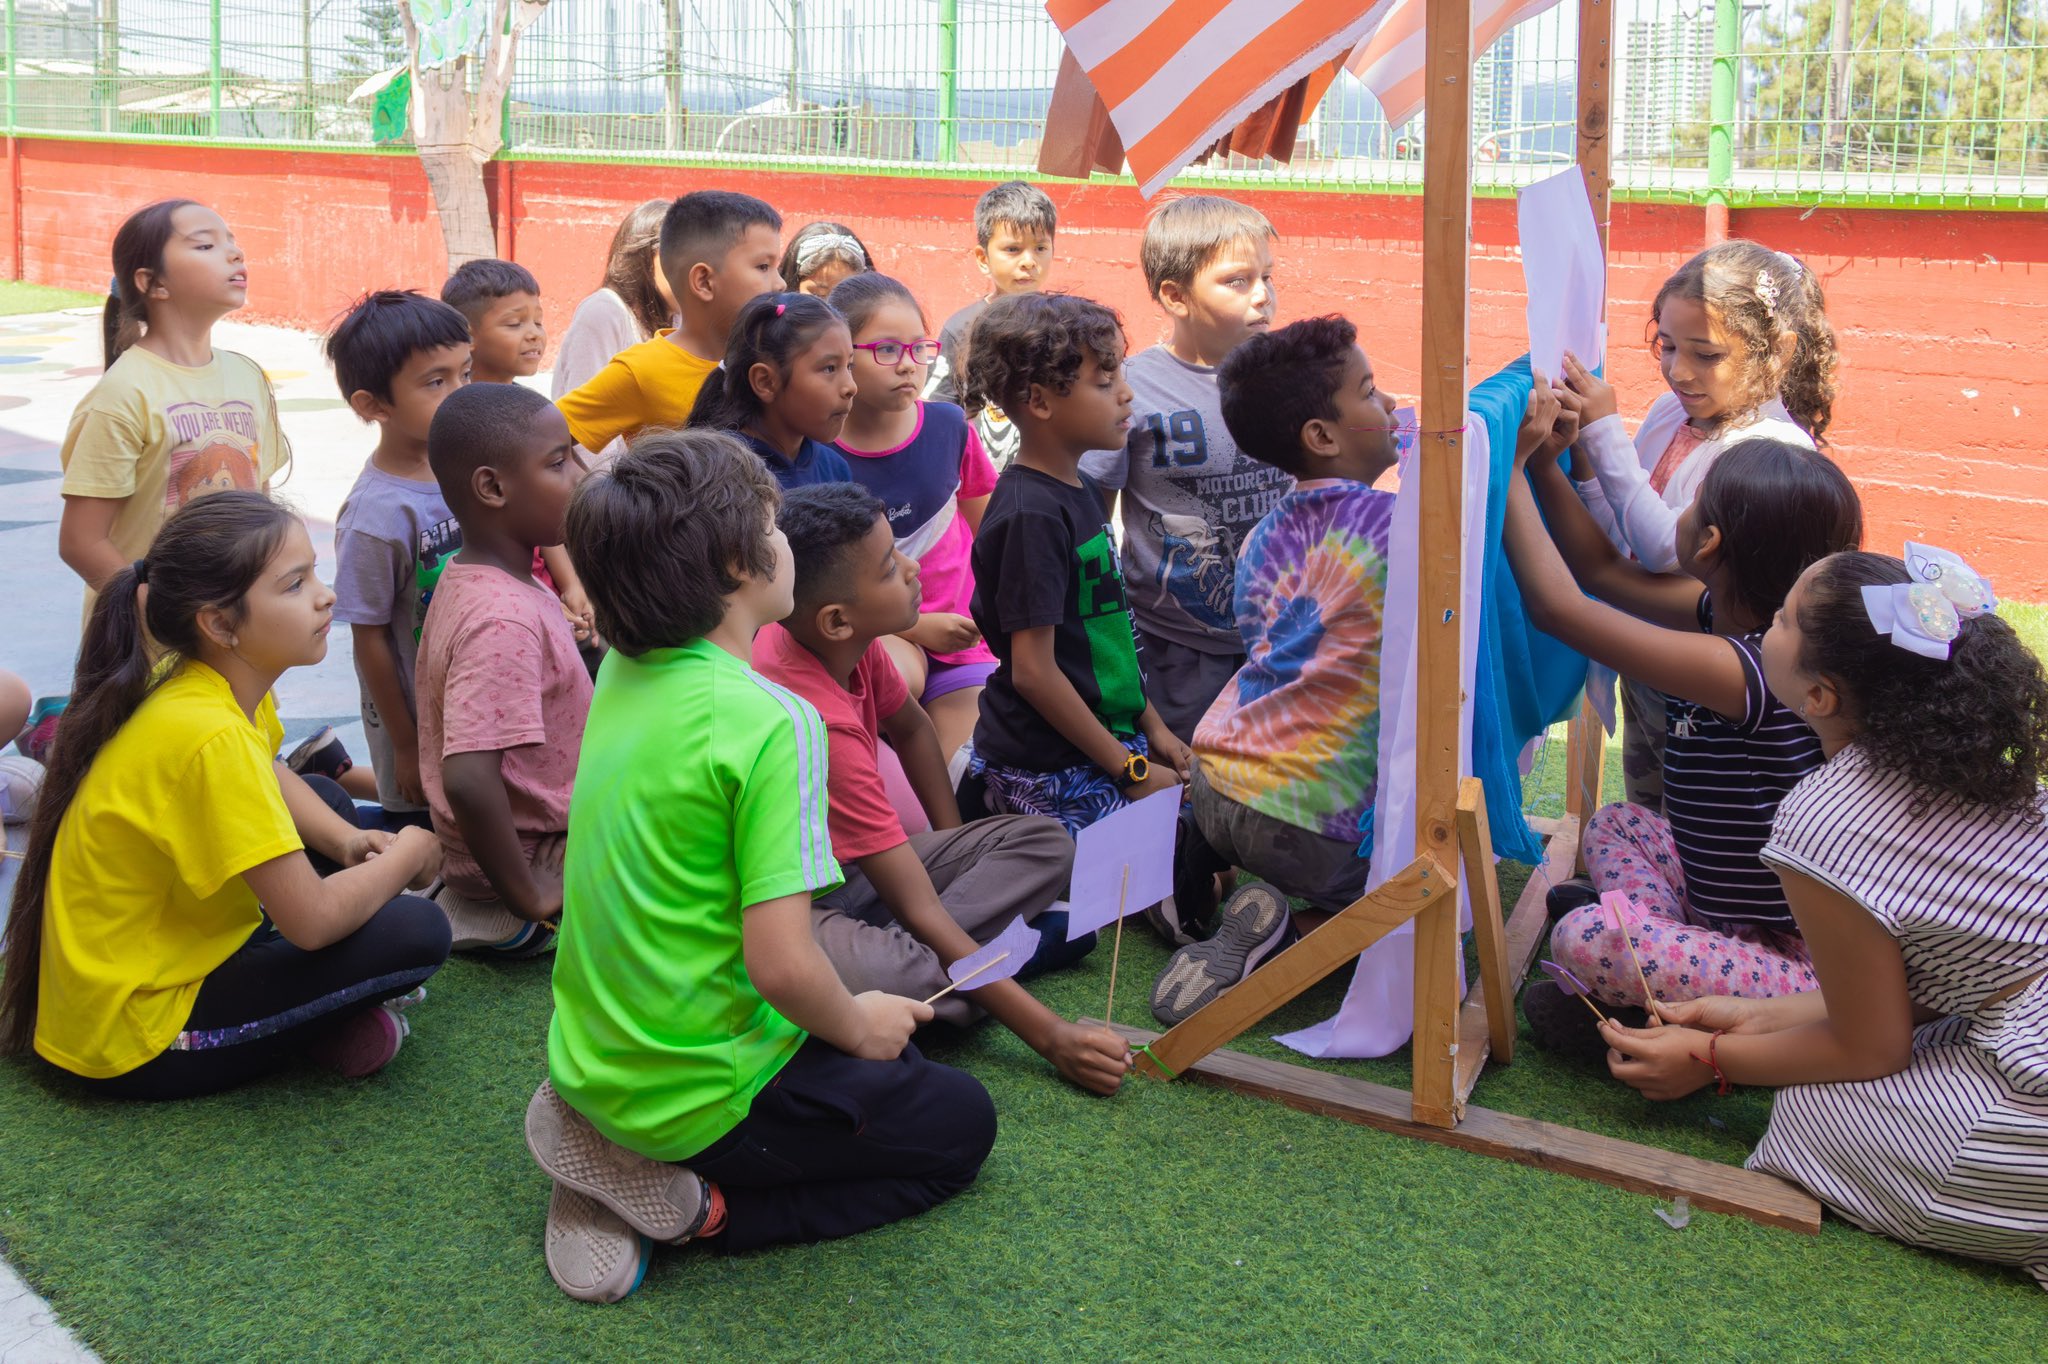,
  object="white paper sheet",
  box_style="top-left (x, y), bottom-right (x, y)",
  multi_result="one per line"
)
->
top-left (1518, 167), bottom-right (1606, 380)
